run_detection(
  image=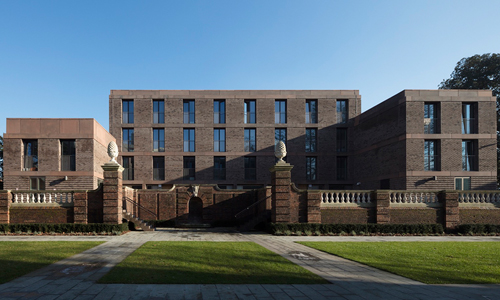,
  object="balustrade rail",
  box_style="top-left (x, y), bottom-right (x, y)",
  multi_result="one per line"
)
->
top-left (11, 191), bottom-right (74, 205)
top-left (390, 191), bottom-right (439, 205)
top-left (458, 192), bottom-right (500, 204)
top-left (321, 191), bottom-right (371, 206)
